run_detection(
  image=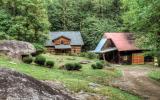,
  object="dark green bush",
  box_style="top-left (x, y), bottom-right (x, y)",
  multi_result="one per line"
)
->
top-left (96, 62), bottom-right (104, 69)
top-left (46, 61), bottom-right (54, 68)
top-left (34, 55), bottom-right (46, 66)
top-left (65, 63), bottom-right (74, 70)
top-left (22, 56), bottom-right (33, 64)
top-left (74, 63), bottom-right (82, 70)
top-left (64, 63), bottom-right (82, 71)
top-left (91, 64), bottom-right (97, 69)
top-left (91, 62), bottom-right (104, 69)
